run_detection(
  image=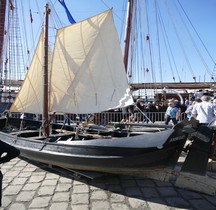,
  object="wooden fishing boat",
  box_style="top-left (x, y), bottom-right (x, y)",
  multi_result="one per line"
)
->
top-left (0, 116), bottom-right (198, 175)
top-left (0, 1), bottom-right (213, 176)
